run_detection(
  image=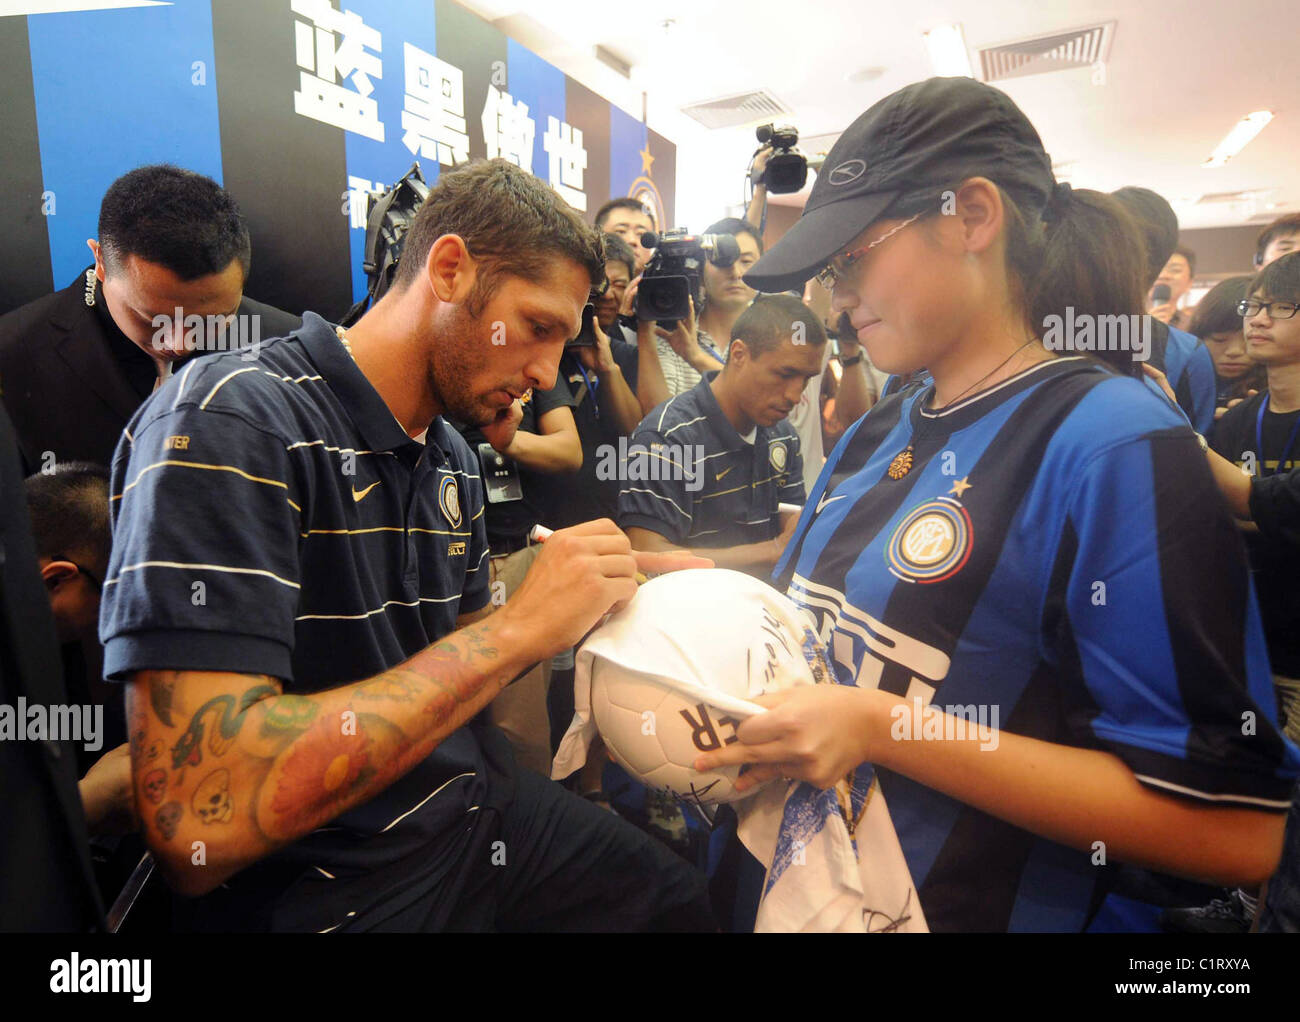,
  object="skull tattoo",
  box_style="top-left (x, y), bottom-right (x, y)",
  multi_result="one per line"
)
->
top-left (143, 769), bottom-right (167, 805)
top-left (192, 768), bottom-right (233, 825)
